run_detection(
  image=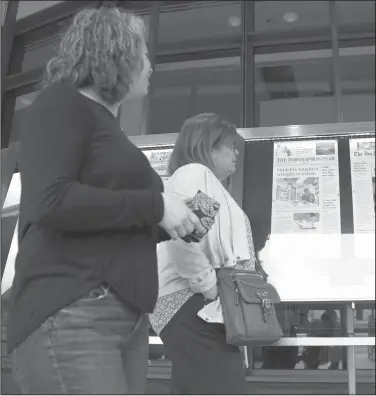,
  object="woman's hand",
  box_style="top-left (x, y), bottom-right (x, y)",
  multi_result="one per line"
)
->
top-left (202, 284), bottom-right (218, 301)
top-left (159, 193), bottom-right (203, 240)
